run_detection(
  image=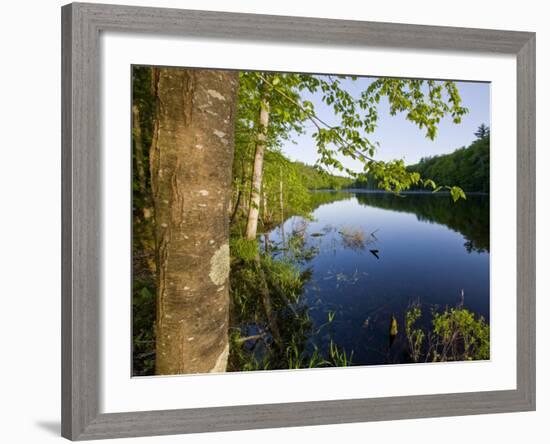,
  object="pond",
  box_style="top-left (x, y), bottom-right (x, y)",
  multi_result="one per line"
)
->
top-left (267, 191), bottom-right (490, 366)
